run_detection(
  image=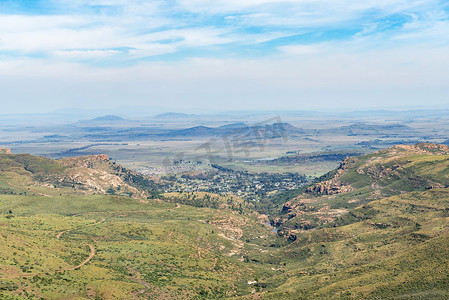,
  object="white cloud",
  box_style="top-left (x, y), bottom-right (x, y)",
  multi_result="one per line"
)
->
top-left (53, 49), bottom-right (123, 59)
top-left (1, 41), bottom-right (448, 113)
top-left (0, 0), bottom-right (448, 112)
top-left (177, 0), bottom-right (437, 20)
top-left (0, 14), bottom-right (233, 60)
top-left (278, 44), bottom-right (326, 55)
top-left (0, 0), bottom-right (447, 61)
